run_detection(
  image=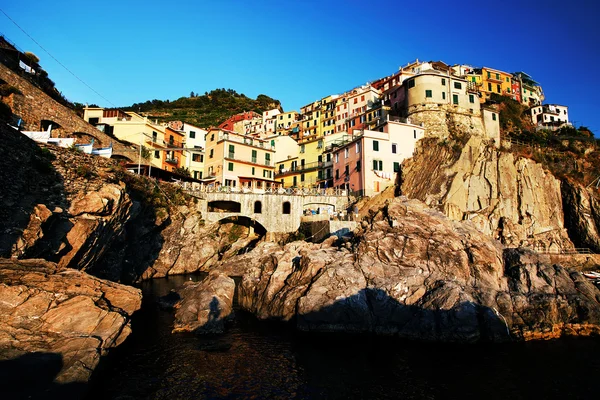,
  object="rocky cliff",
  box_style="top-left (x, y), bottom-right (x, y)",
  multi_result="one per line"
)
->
top-left (401, 136), bottom-right (578, 252)
top-left (0, 258), bottom-right (141, 386)
top-left (219, 197), bottom-right (600, 342)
